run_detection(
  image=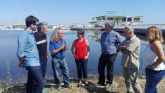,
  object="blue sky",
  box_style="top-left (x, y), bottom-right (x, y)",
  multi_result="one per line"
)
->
top-left (0, 0), bottom-right (165, 25)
